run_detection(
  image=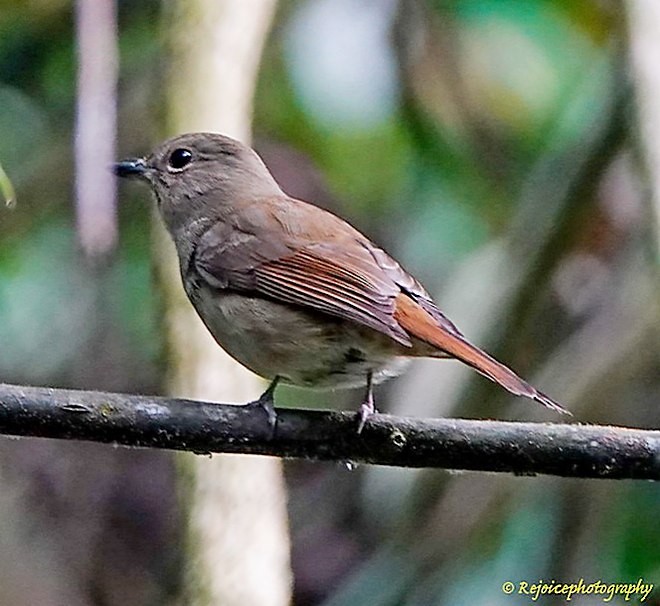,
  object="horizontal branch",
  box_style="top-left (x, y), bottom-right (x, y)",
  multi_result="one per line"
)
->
top-left (0, 383), bottom-right (658, 479)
